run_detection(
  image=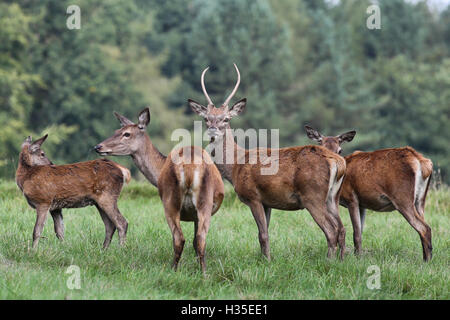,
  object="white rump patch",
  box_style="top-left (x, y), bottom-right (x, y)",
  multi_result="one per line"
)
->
top-left (414, 159), bottom-right (429, 207)
top-left (327, 162), bottom-right (343, 208)
top-left (180, 167), bottom-right (185, 188)
top-left (328, 162), bottom-right (337, 198)
top-left (191, 168), bottom-right (201, 207)
top-left (193, 168), bottom-right (200, 190)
